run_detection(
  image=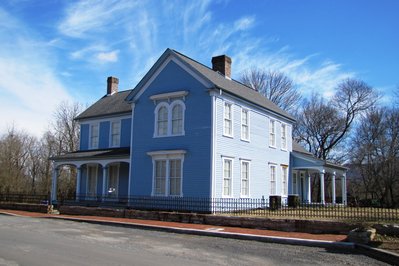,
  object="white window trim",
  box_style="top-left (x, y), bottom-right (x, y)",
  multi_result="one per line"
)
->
top-left (223, 102), bottom-right (233, 138)
top-left (148, 151), bottom-right (185, 197)
top-left (281, 123), bottom-right (287, 151)
top-left (150, 90), bottom-right (189, 101)
top-left (107, 164), bottom-right (119, 197)
top-left (109, 120), bottom-right (121, 148)
top-left (240, 108), bottom-right (250, 142)
top-left (269, 164), bottom-right (277, 196)
top-left (240, 160), bottom-right (250, 198)
top-left (86, 164), bottom-right (98, 196)
top-left (154, 100), bottom-right (186, 138)
top-left (89, 123), bottom-right (99, 149)
top-left (281, 165), bottom-right (288, 196)
top-left (269, 119), bottom-right (276, 148)
top-left (222, 157), bottom-right (233, 198)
